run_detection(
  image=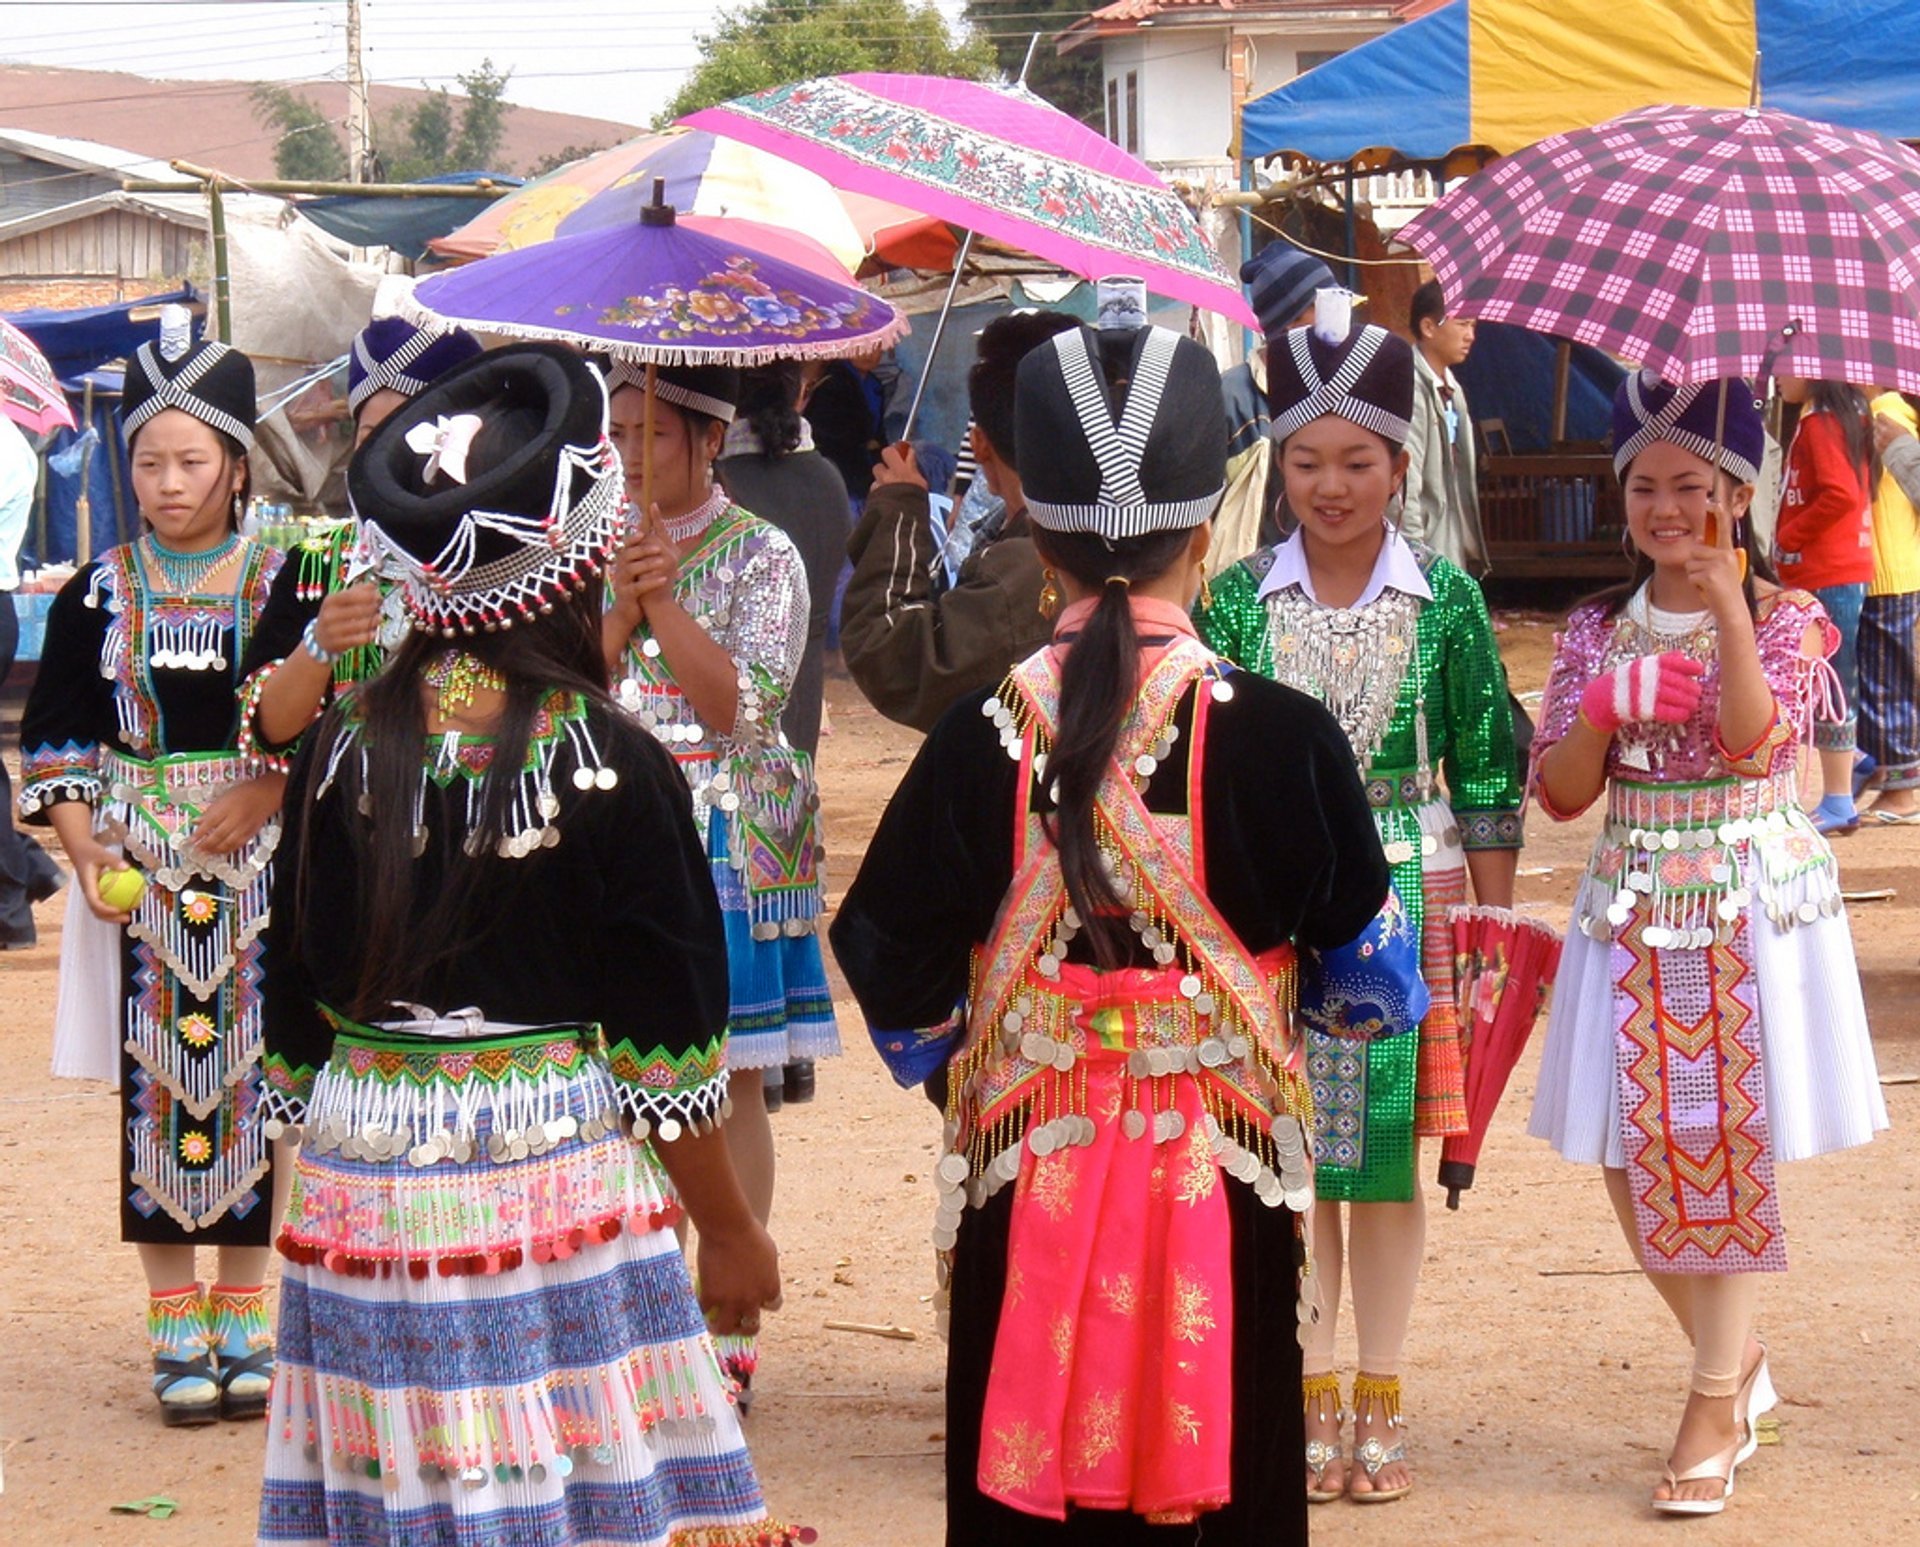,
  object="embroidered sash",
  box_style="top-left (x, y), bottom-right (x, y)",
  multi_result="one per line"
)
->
top-left (964, 639), bottom-right (1308, 1524)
